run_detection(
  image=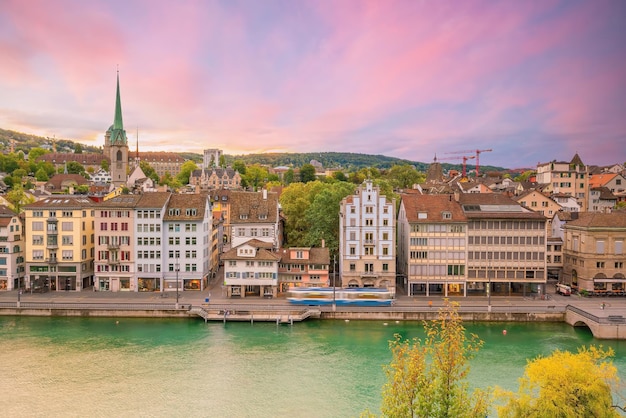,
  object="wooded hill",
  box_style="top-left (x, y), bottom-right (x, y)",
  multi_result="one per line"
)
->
top-left (1, 128), bottom-right (507, 173)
